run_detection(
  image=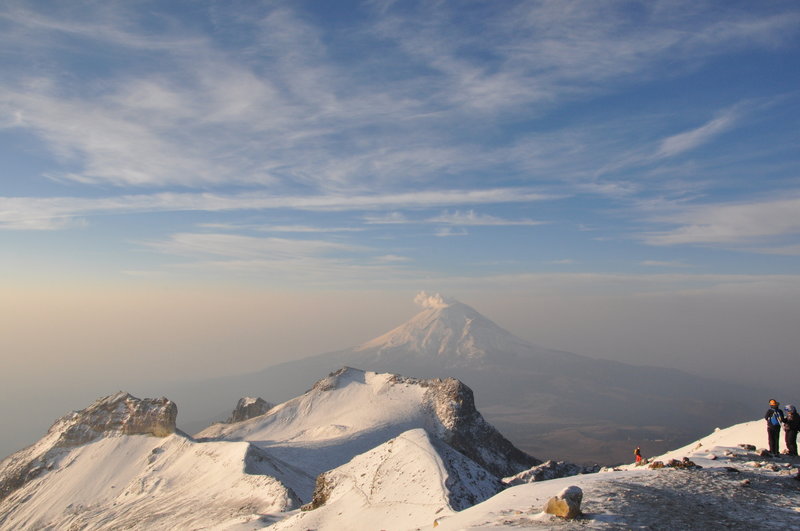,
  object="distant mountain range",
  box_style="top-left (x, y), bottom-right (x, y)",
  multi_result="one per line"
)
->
top-left (168, 292), bottom-right (763, 464)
